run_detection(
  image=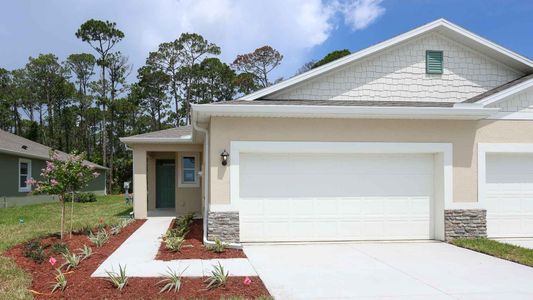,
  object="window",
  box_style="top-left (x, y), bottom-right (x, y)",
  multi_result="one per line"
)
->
top-left (426, 50), bottom-right (443, 74)
top-left (179, 153), bottom-right (199, 187)
top-left (19, 158), bottom-right (31, 192)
